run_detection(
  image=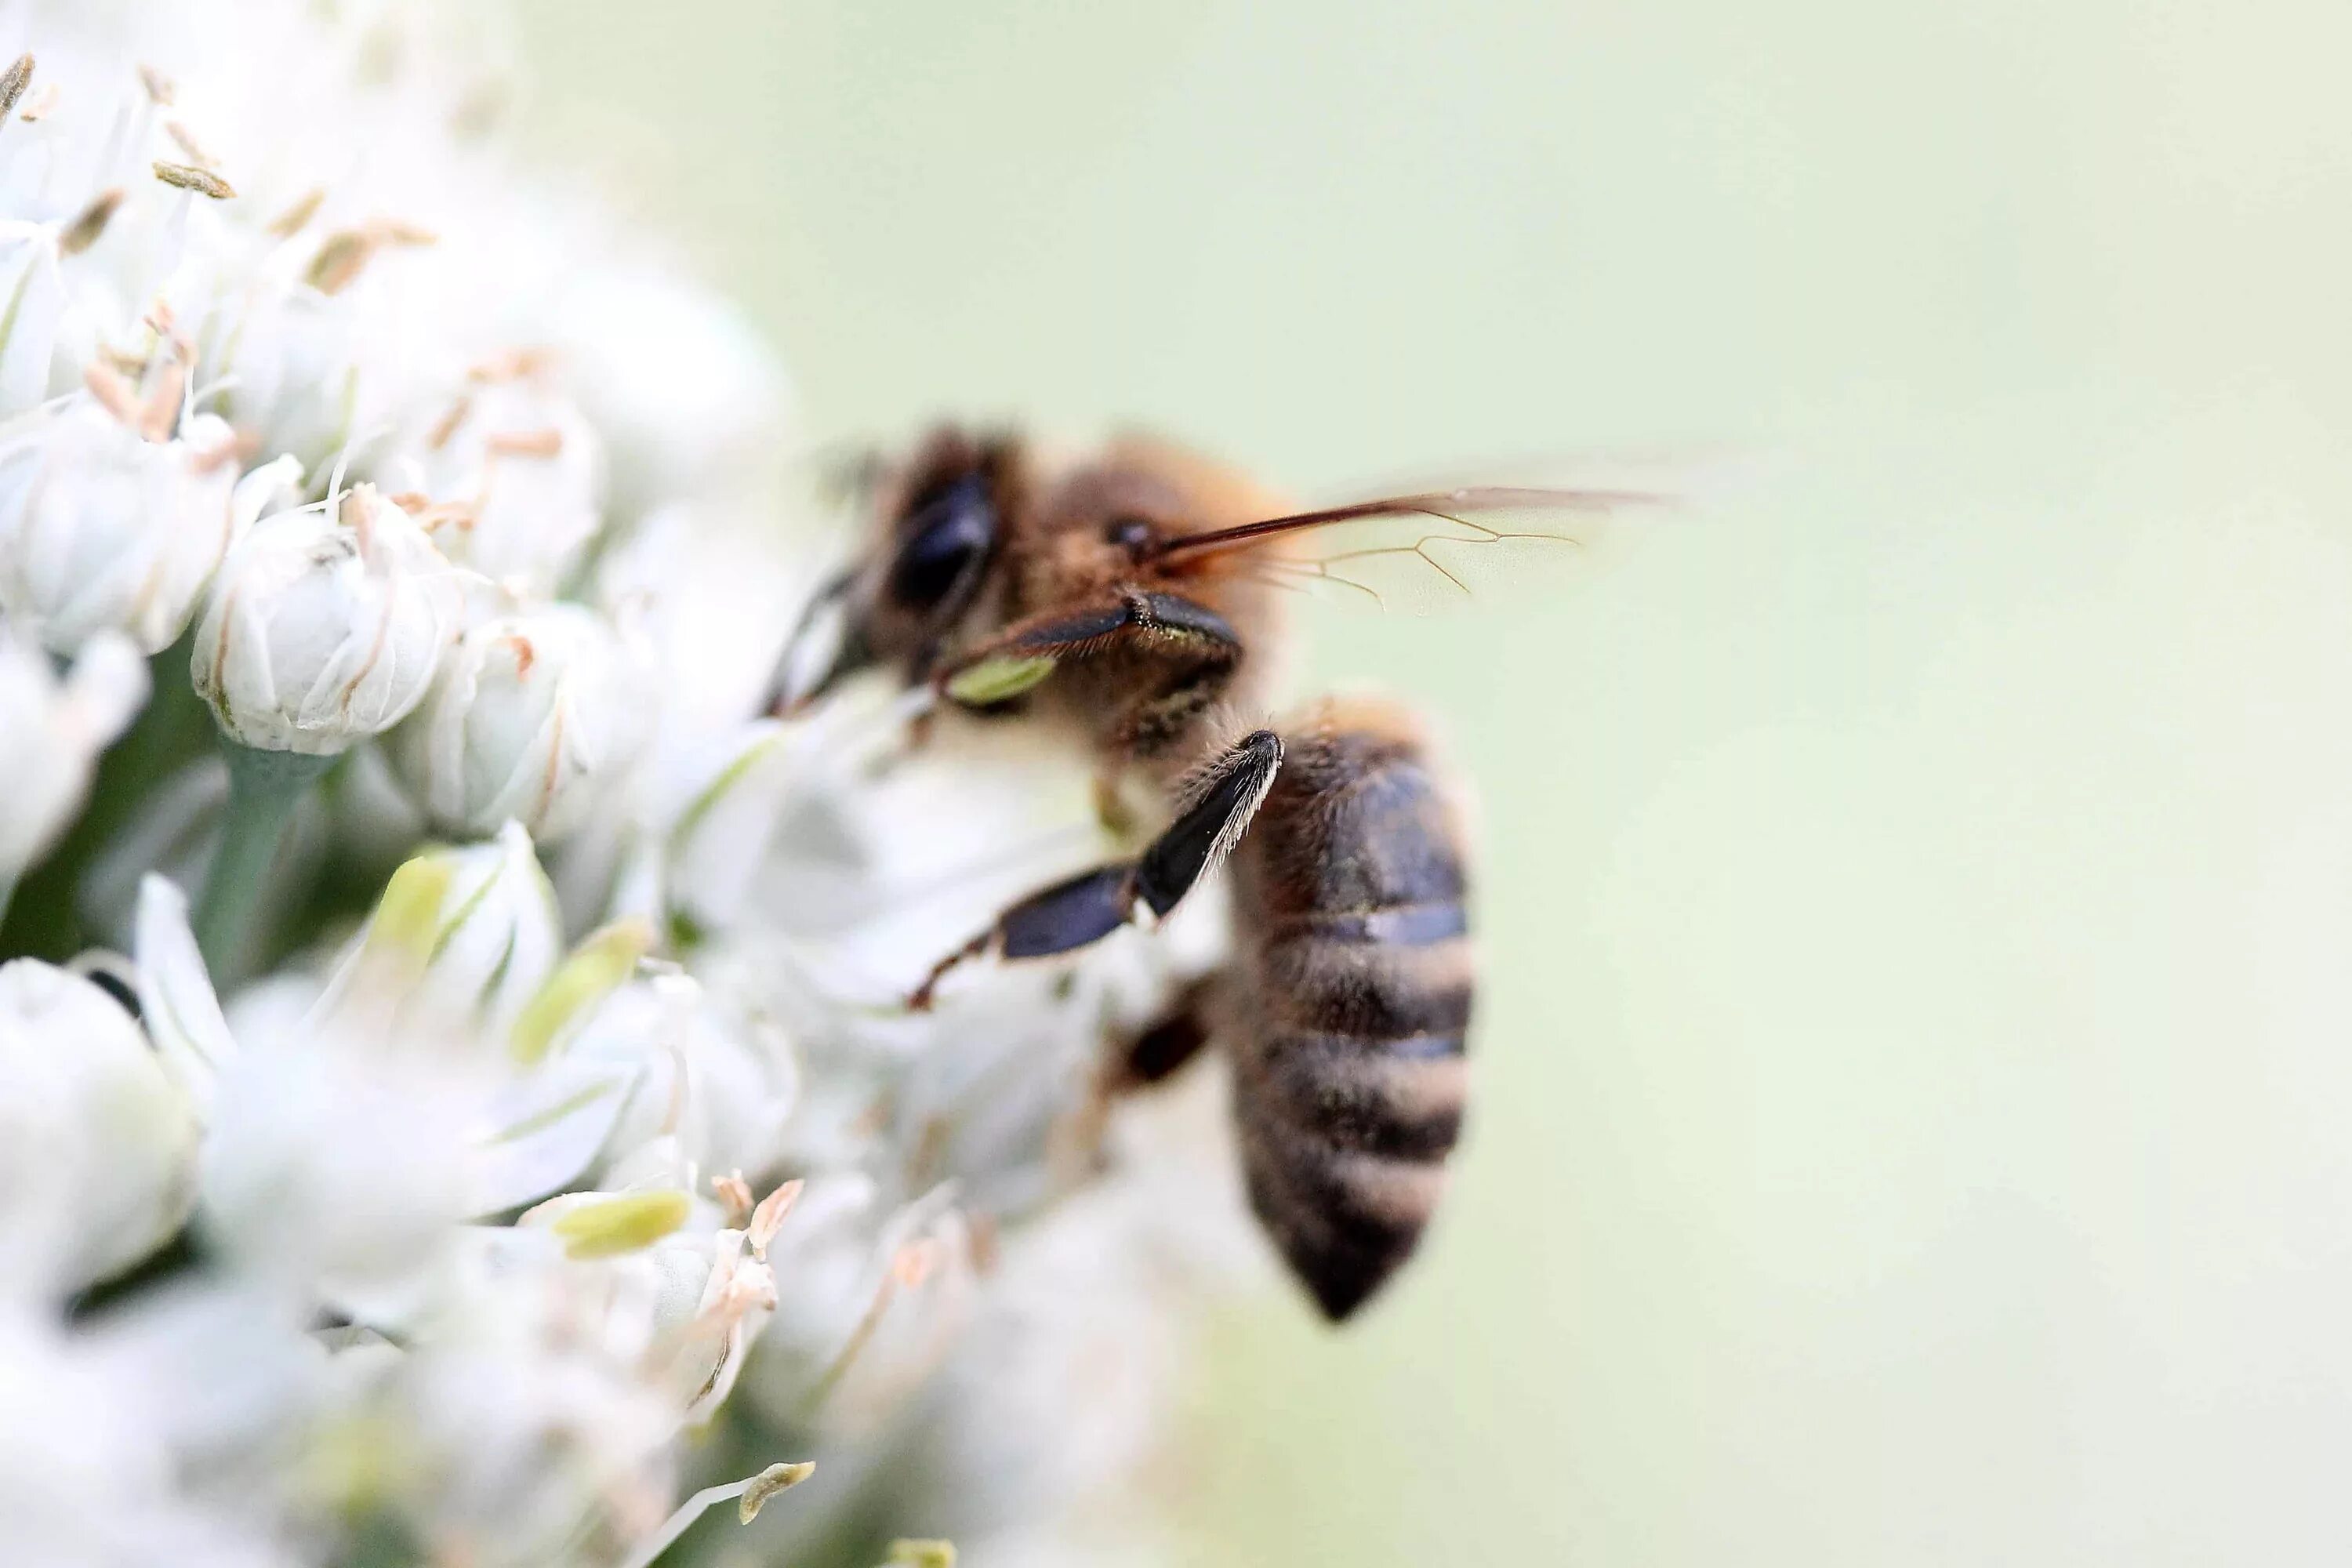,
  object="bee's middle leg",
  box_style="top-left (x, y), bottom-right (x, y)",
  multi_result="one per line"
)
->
top-left (907, 729), bottom-right (1283, 1010)
top-left (1047, 970), bottom-right (1232, 1184)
